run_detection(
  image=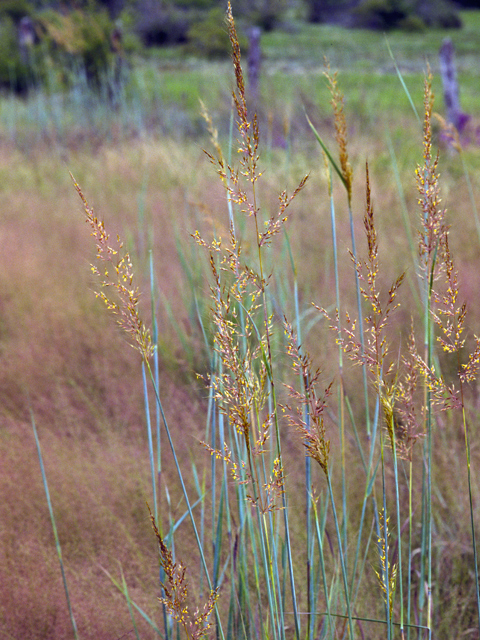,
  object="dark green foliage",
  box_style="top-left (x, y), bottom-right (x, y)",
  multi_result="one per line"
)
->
top-left (0, 3), bottom-right (121, 94)
top-left (0, 0), bottom-right (42, 92)
top-left (36, 8), bottom-right (117, 88)
top-left (235, 0), bottom-right (289, 29)
top-left (351, 0), bottom-right (461, 30)
top-left (134, 0), bottom-right (192, 46)
top-left (95, 0), bottom-right (127, 17)
top-left (352, 0), bottom-right (413, 29)
top-left (416, 0), bottom-right (462, 28)
top-left (0, 15), bottom-right (40, 92)
top-left (134, 0), bottom-right (282, 51)
top-left (0, 0), bottom-right (33, 23)
top-left (397, 12), bottom-right (425, 31)
top-left (185, 7), bottom-right (233, 58)
top-left (185, 6), bottom-right (248, 58)
top-left (174, 0), bottom-right (220, 9)
top-left (444, 0), bottom-right (480, 6)
top-left (304, 0), bottom-right (351, 24)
